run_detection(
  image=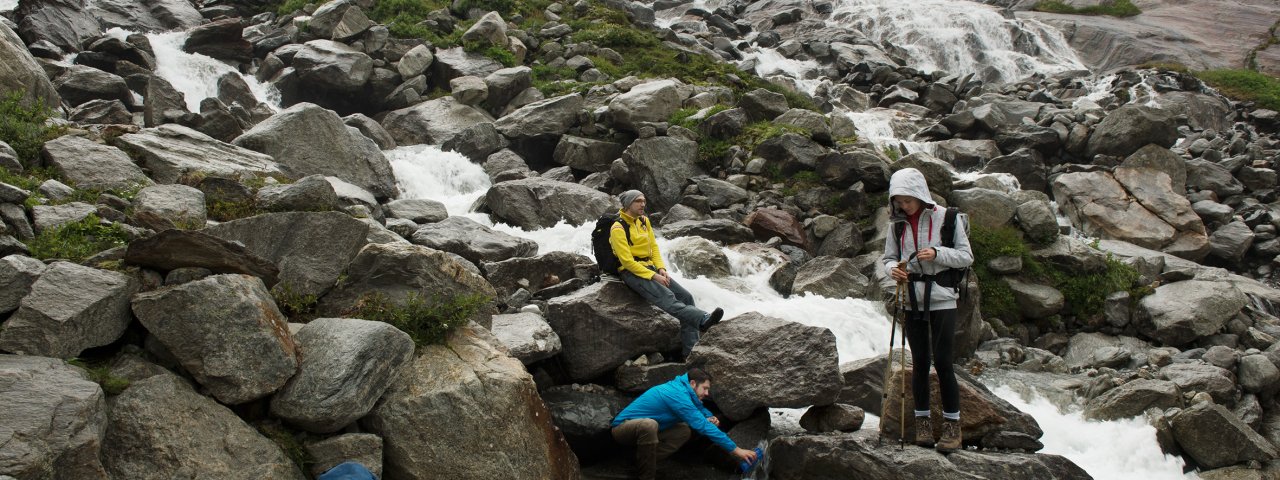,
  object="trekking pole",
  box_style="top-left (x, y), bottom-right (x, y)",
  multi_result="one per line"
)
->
top-left (898, 280), bottom-right (908, 450)
top-left (878, 270), bottom-right (905, 448)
